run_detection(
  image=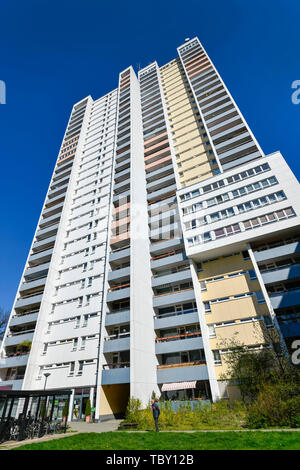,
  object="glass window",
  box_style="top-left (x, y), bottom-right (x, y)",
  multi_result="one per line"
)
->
top-left (208, 325), bottom-right (216, 337)
top-left (215, 228), bottom-right (225, 238)
top-left (285, 208), bottom-right (295, 217)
